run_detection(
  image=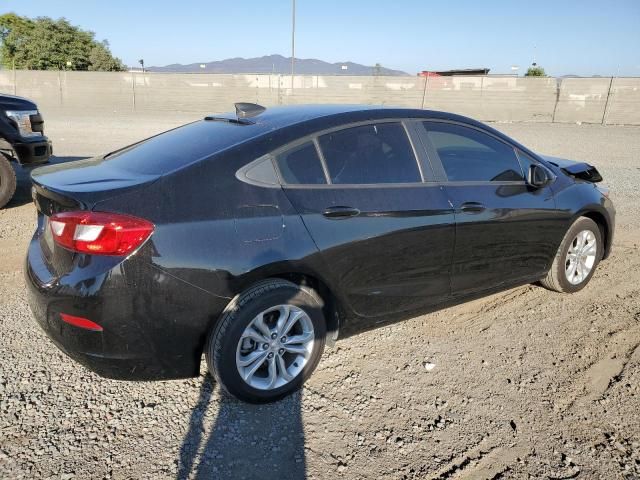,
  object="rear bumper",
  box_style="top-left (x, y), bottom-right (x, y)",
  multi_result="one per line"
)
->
top-left (24, 234), bottom-right (230, 380)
